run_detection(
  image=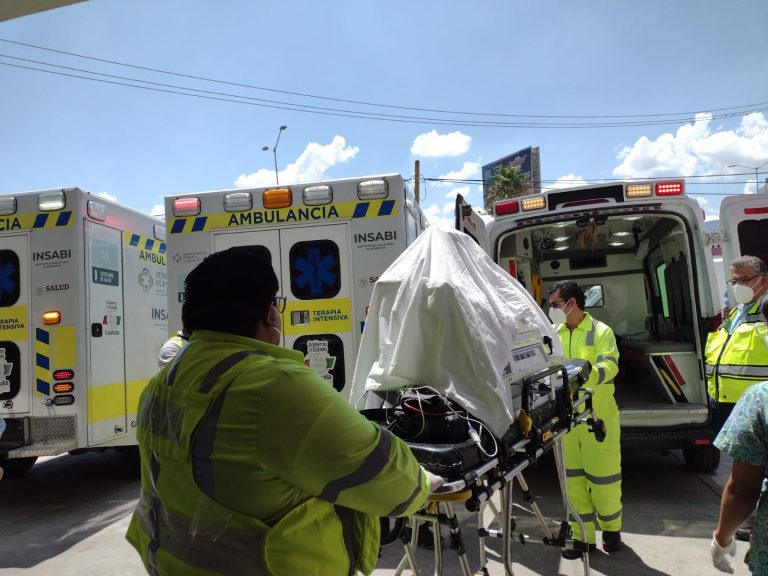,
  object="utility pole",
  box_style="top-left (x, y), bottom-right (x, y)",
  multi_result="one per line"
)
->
top-left (414, 160), bottom-right (420, 204)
